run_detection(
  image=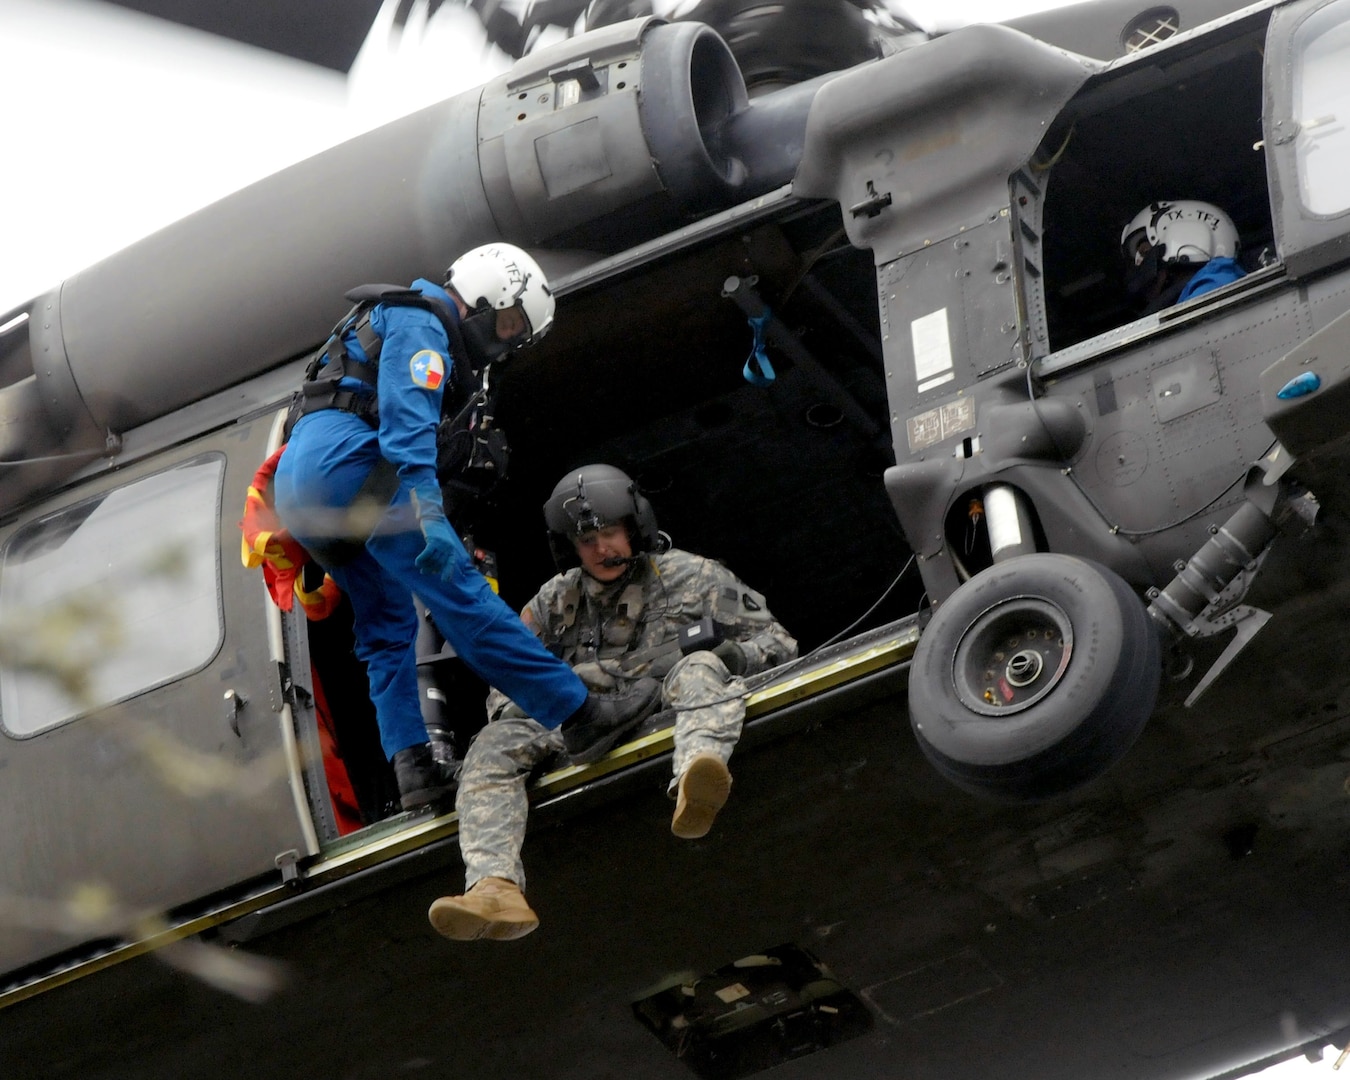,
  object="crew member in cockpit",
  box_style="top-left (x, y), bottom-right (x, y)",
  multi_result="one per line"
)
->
top-left (427, 464), bottom-right (797, 942)
top-left (1121, 199), bottom-right (1246, 314)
